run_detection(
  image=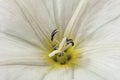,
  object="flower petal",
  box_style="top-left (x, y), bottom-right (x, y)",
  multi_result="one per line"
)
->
top-left (0, 33), bottom-right (47, 66)
top-left (43, 0), bottom-right (84, 40)
top-left (64, 0), bottom-right (89, 38)
top-left (0, 0), bottom-right (55, 49)
top-left (70, 2), bottom-right (120, 76)
top-left (79, 46), bottom-right (120, 80)
top-left (74, 0), bottom-right (120, 47)
top-left (0, 66), bottom-right (49, 80)
top-left (77, 17), bottom-right (120, 48)
top-left (44, 69), bottom-right (73, 80)
top-left (74, 68), bottom-right (103, 80)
